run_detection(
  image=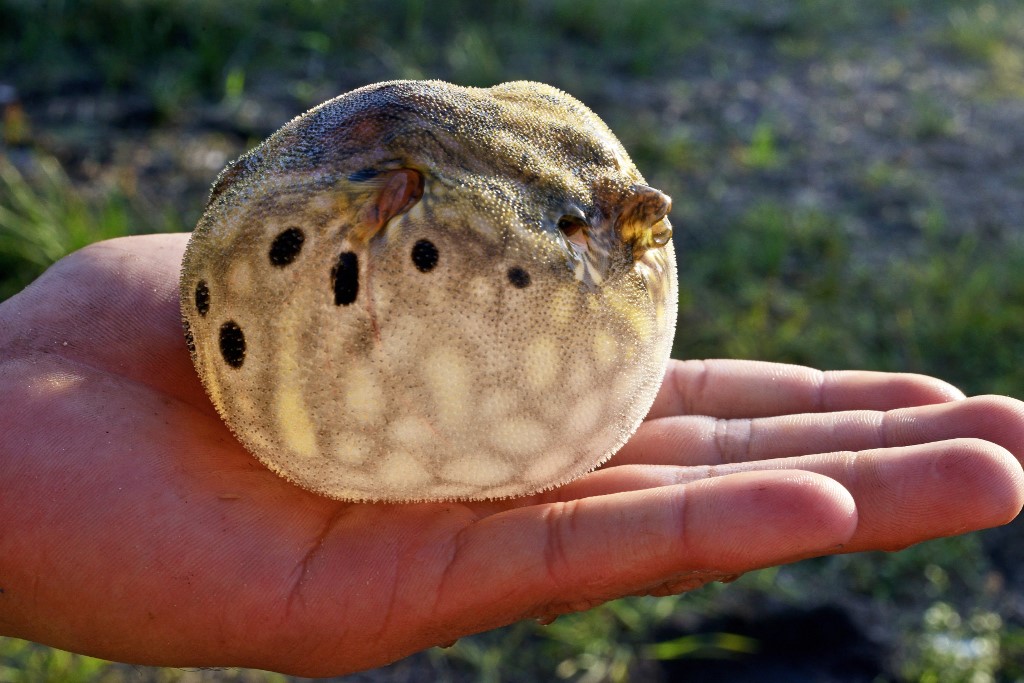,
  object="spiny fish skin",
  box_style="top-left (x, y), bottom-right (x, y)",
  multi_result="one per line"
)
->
top-left (179, 80), bottom-right (677, 502)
